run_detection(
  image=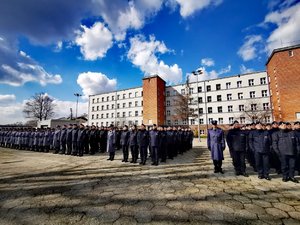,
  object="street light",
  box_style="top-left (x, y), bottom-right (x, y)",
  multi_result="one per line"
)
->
top-left (192, 69), bottom-right (203, 142)
top-left (74, 93), bottom-right (82, 119)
